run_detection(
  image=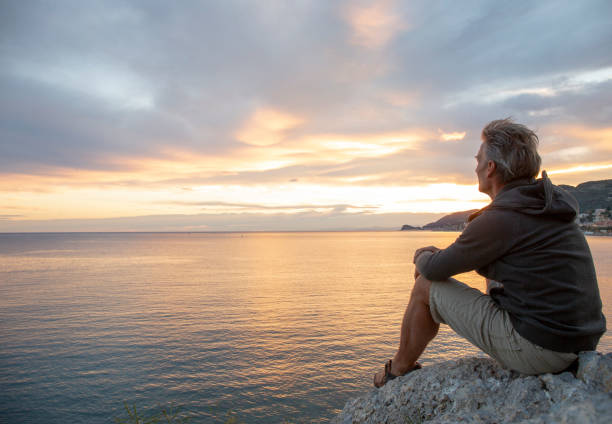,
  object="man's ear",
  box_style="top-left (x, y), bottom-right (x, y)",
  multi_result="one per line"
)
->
top-left (486, 160), bottom-right (496, 177)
